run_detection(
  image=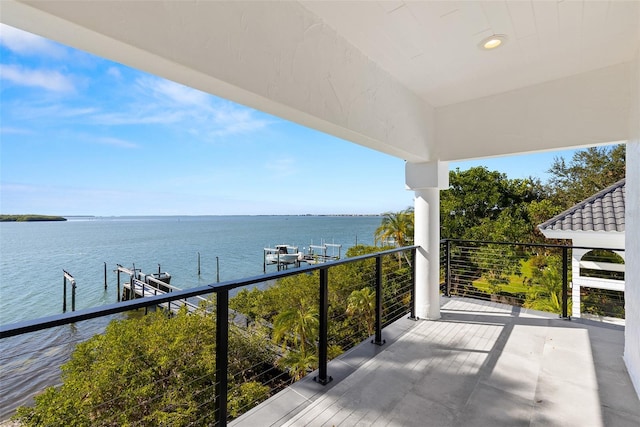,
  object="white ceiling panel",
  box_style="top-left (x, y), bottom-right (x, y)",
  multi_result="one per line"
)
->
top-left (382, 5), bottom-right (425, 59)
top-left (515, 34), bottom-right (541, 66)
top-left (532, 0), bottom-right (559, 44)
top-left (557, 0), bottom-right (582, 48)
top-left (506, 1), bottom-right (537, 40)
top-left (303, 0), bottom-right (639, 106)
top-left (457, 2), bottom-right (491, 36)
top-left (607, 0), bottom-right (639, 33)
top-left (377, 0), bottom-right (404, 14)
top-left (9, 0), bottom-right (637, 110)
top-left (3, 0), bottom-right (636, 161)
top-left (480, 1), bottom-right (517, 37)
top-left (582, 1), bottom-right (609, 30)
